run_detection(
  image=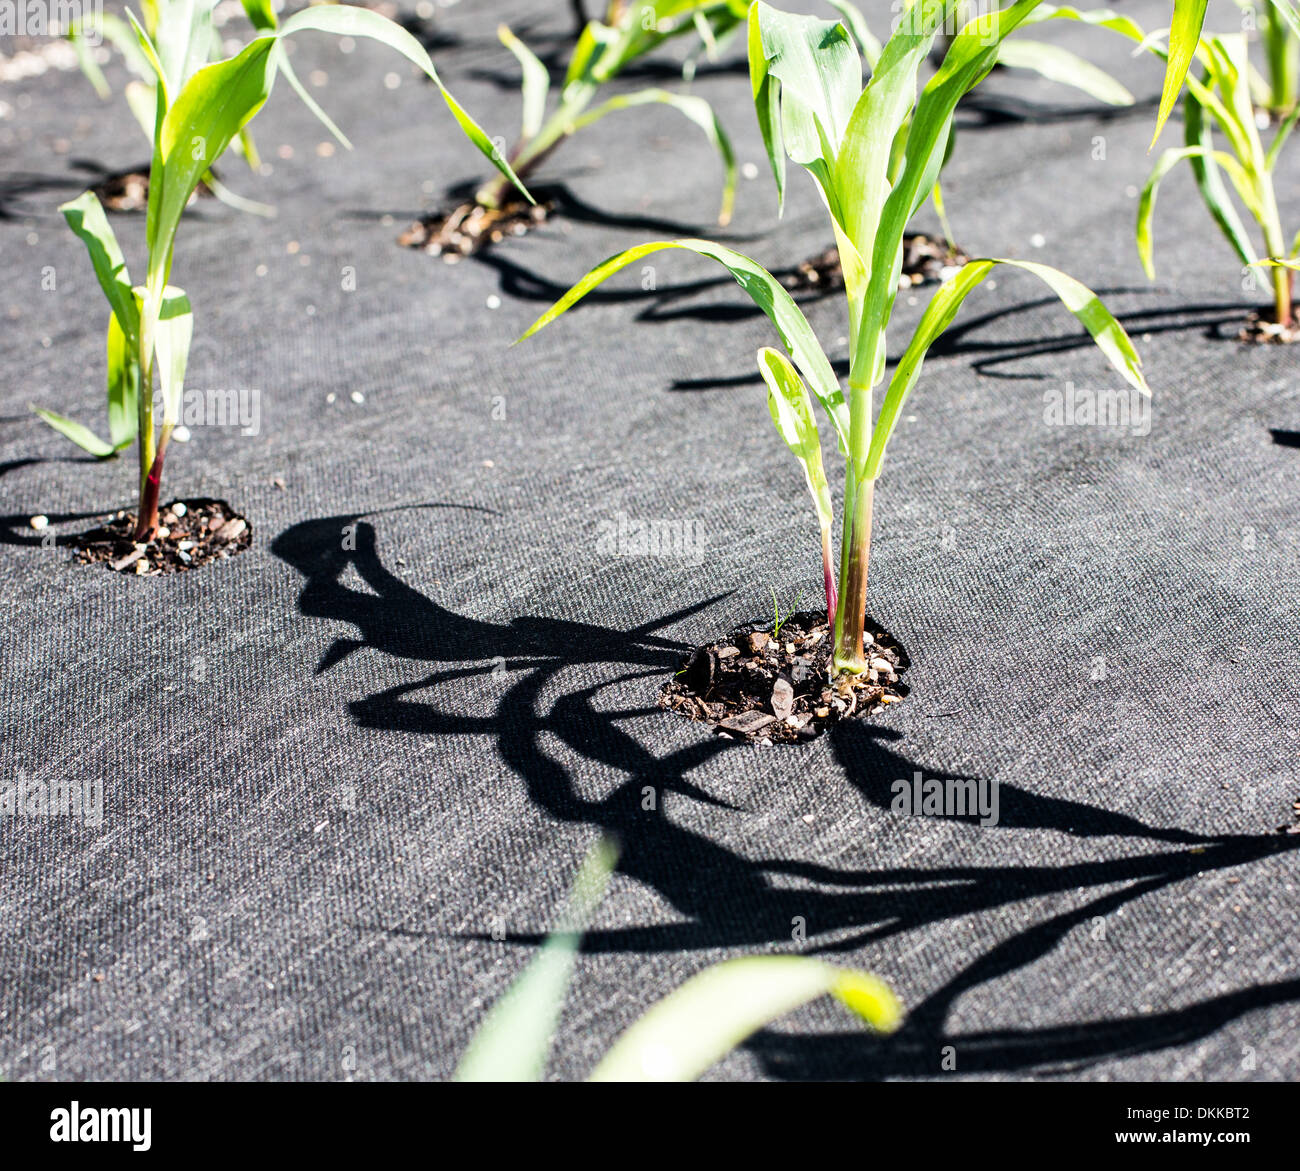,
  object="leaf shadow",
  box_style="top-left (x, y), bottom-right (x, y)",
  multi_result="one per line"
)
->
top-left (272, 506), bottom-right (1297, 1077)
